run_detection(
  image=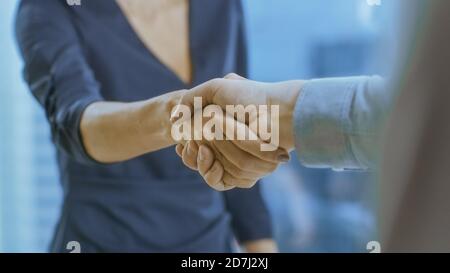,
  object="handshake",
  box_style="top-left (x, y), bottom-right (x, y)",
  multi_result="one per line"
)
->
top-left (170, 74), bottom-right (304, 191)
